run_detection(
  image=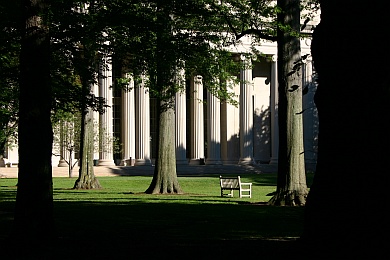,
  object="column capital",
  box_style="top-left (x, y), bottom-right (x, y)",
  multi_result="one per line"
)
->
top-left (195, 75), bottom-right (203, 81)
top-left (240, 54), bottom-right (252, 62)
top-left (302, 54), bottom-right (313, 64)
